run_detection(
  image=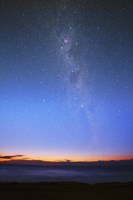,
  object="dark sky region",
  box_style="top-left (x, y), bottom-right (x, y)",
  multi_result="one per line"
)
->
top-left (0, 0), bottom-right (133, 162)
